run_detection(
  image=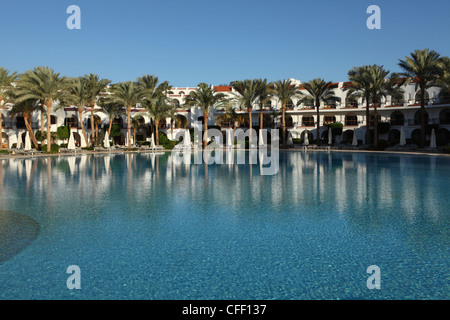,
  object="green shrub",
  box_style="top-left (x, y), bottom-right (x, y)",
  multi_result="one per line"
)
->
top-left (0, 150), bottom-right (9, 155)
top-left (57, 126), bottom-right (70, 140)
top-left (158, 133), bottom-right (179, 150)
top-left (292, 138), bottom-right (302, 144)
top-left (82, 146), bottom-right (95, 151)
top-left (328, 122), bottom-right (343, 135)
top-left (60, 143), bottom-right (68, 148)
top-left (40, 144), bottom-right (60, 153)
top-left (443, 145), bottom-right (450, 154)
